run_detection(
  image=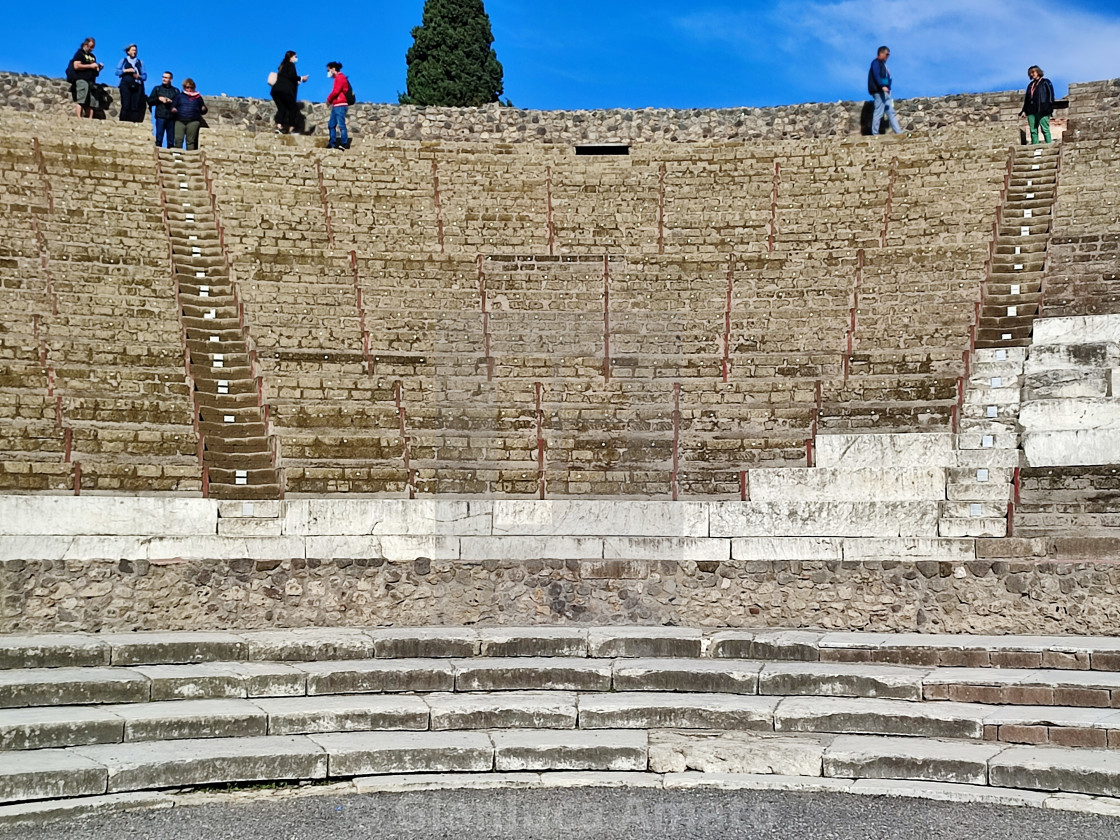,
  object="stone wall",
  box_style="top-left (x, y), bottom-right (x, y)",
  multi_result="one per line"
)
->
top-left (0, 71), bottom-right (1024, 143)
top-left (1067, 79), bottom-right (1120, 140)
top-left (1, 497), bottom-right (1118, 635)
